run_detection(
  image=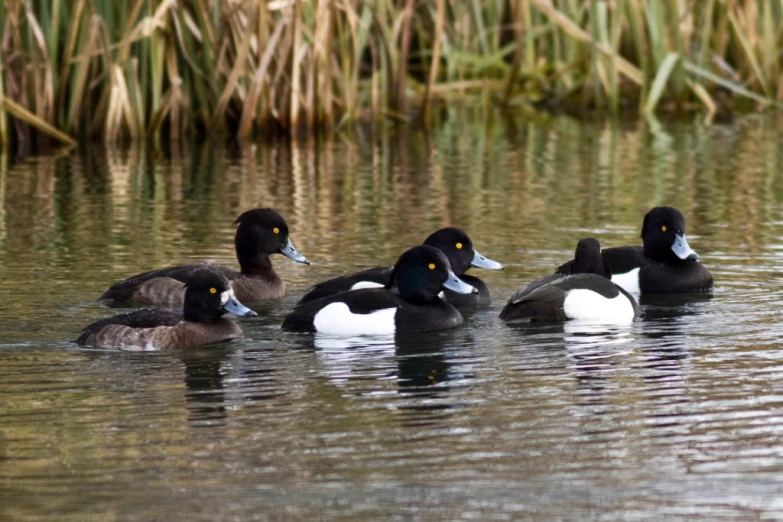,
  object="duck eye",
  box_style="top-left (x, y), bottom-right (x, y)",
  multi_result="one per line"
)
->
top-left (661, 225), bottom-right (667, 232)
top-left (209, 288), bottom-right (217, 294)
top-left (273, 227), bottom-right (280, 234)
top-left (456, 242), bottom-right (463, 249)
top-left (428, 263), bottom-right (436, 270)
